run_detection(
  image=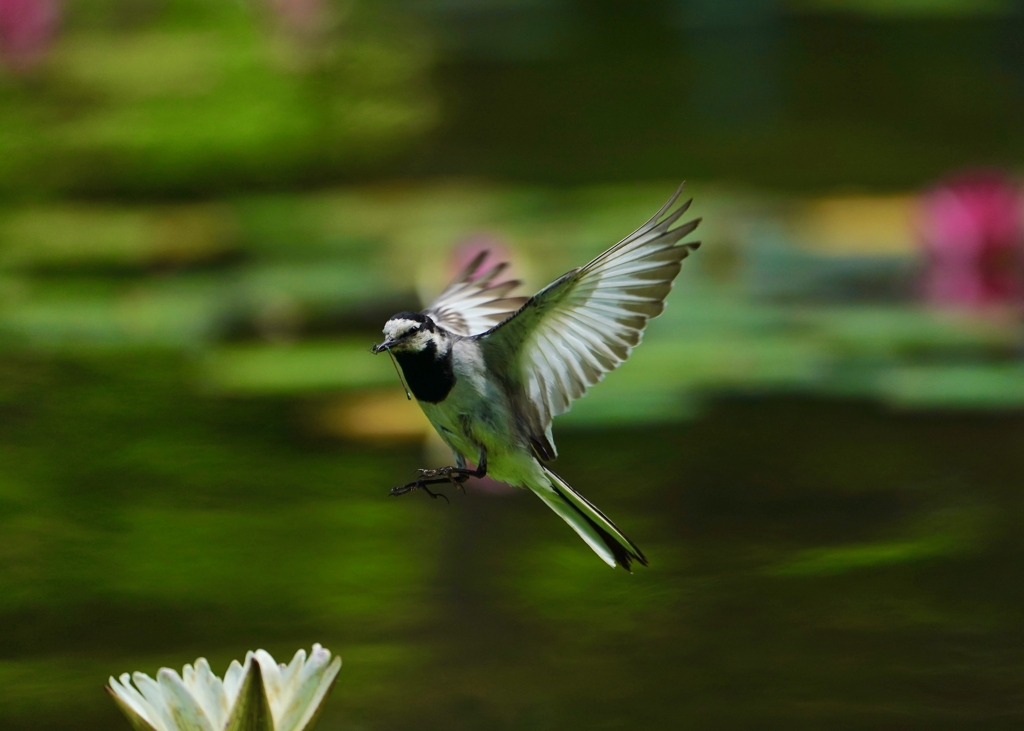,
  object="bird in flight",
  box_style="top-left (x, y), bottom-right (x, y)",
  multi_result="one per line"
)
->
top-left (372, 184), bottom-right (701, 570)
